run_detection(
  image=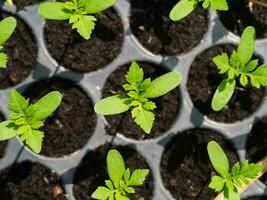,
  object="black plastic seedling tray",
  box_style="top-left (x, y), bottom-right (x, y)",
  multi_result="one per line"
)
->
top-left (1, 0), bottom-right (267, 199)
